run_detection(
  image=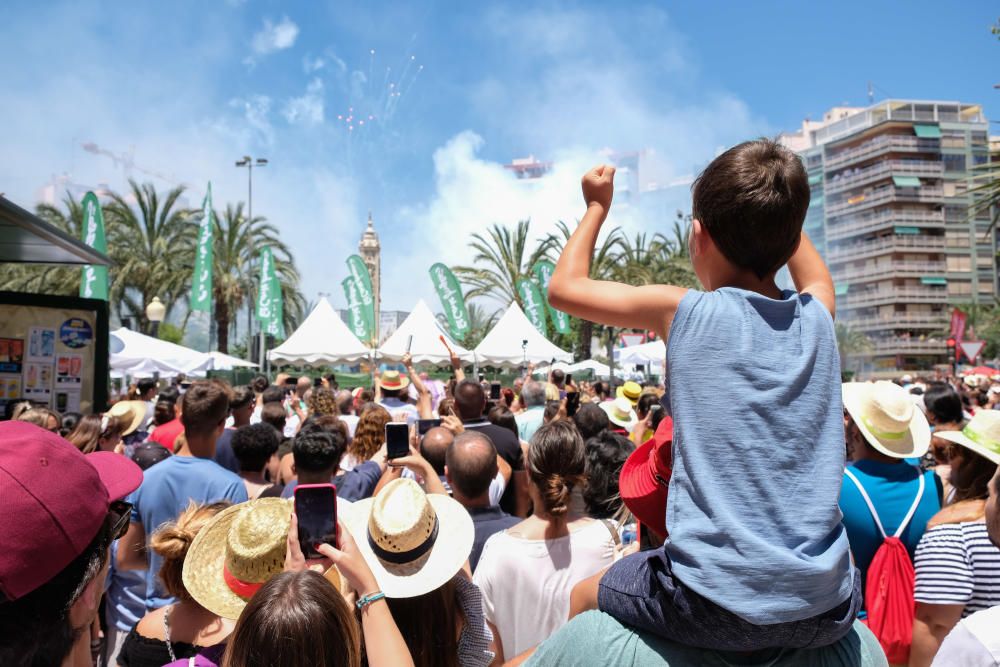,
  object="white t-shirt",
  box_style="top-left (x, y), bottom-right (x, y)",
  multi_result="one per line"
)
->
top-left (339, 414), bottom-right (359, 438)
top-left (932, 605), bottom-right (1000, 666)
top-left (473, 519), bottom-right (615, 658)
